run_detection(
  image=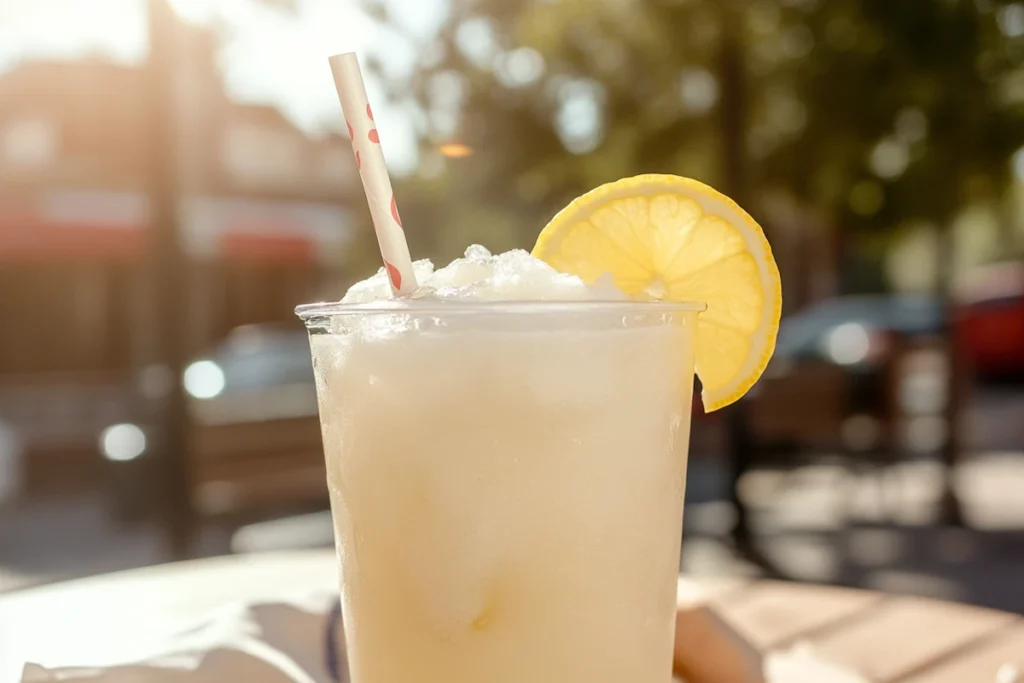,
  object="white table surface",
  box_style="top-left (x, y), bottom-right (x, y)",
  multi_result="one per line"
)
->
top-left (5, 550), bottom-right (1016, 683)
top-left (0, 550), bottom-right (339, 683)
